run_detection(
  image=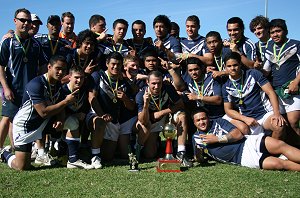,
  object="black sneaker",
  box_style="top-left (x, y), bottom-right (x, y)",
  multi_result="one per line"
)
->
top-left (0, 146), bottom-right (11, 163)
top-left (176, 151), bottom-right (193, 168)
